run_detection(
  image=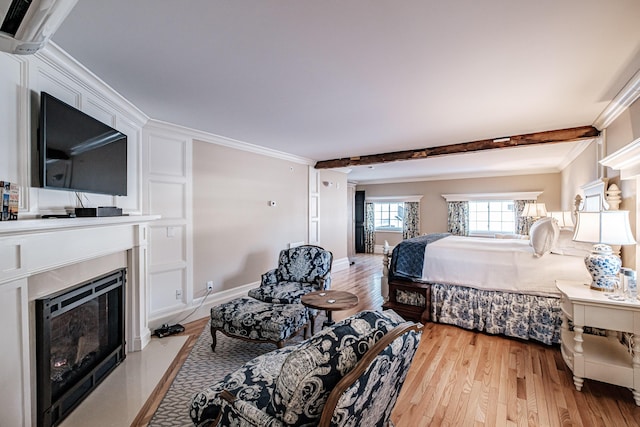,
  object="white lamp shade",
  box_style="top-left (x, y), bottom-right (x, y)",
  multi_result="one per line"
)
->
top-left (521, 203), bottom-right (547, 218)
top-left (573, 210), bottom-right (636, 245)
top-left (548, 211), bottom-right (574, 228)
